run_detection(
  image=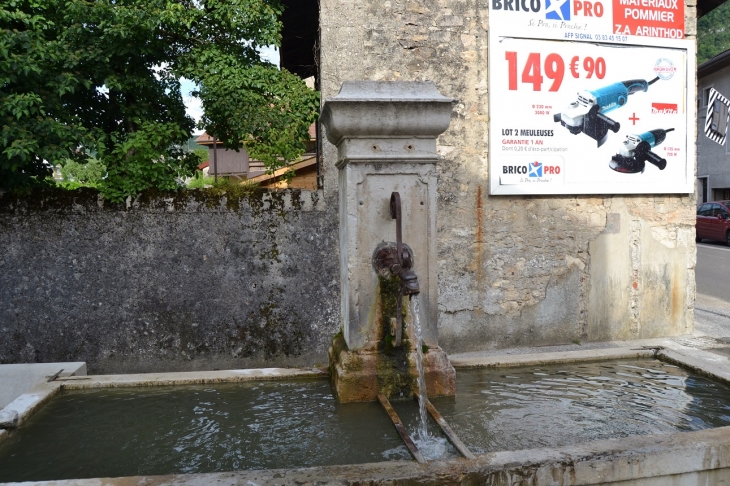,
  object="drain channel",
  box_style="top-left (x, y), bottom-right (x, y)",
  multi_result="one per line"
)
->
top-left (419, 397), bottom-right (475, 460)
top-left (377, 394), bottom-right (426, 463)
